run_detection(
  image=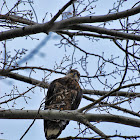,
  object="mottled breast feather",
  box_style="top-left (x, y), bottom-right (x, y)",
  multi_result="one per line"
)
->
top-left (44, 76), bottom-right (82, 139)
